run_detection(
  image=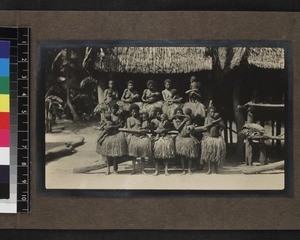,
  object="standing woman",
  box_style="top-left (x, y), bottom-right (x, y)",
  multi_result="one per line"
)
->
top-left (98, 103), bottom-right (128, 175)
top-left (201, 107), bottom-right (226, 174)
top-left (127, 104), bottom-right (152, 174)
top-left (173, 107), bottom-right (199, 175)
